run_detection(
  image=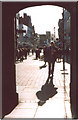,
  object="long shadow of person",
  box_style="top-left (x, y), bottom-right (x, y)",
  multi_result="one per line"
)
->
top-left (36, 77), bottom-right (58, 106)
